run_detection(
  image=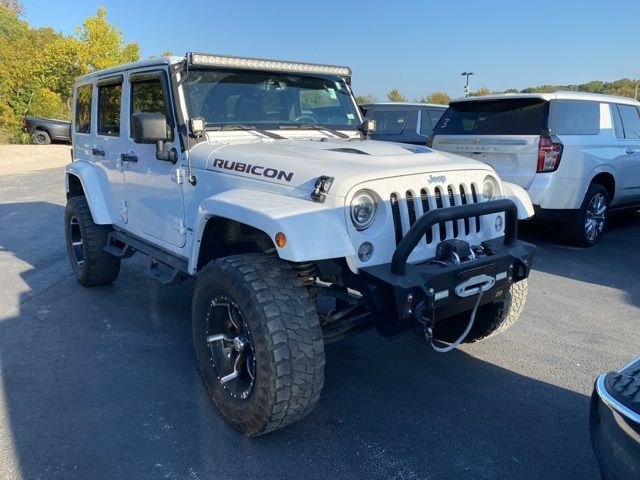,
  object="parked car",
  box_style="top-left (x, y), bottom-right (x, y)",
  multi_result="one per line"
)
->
top-left (22, 115), bottom-right (71, 145)
top-left (360, 102), bottom-right (446, 145)
top-left (64, 52), bottom-right (535, 436)
top-left (429, 92), bottom-right (640, 246)
top-left (590, 357), bottom-right (640, 480)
